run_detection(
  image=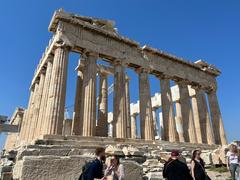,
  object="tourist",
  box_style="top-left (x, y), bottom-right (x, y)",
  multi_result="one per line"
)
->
top-left (105, 155), bottom-right (125, 180)
top-left (226, 144), bottom-right (240, 180)
top-left (79, 147), bottom-right (107, 180)
top-left (191, 150), bottom-right (210, 180)
top-left (163, 150), bottom-right (193, 180)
